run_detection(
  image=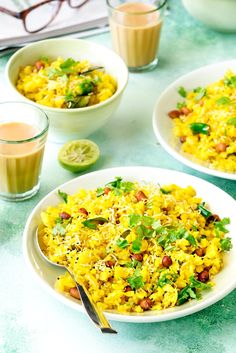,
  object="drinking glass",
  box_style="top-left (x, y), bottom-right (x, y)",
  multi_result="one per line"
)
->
top-left (0, 102), bottom-right (49, 201)
top-left (107, 0), bottom-right (167, 72)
